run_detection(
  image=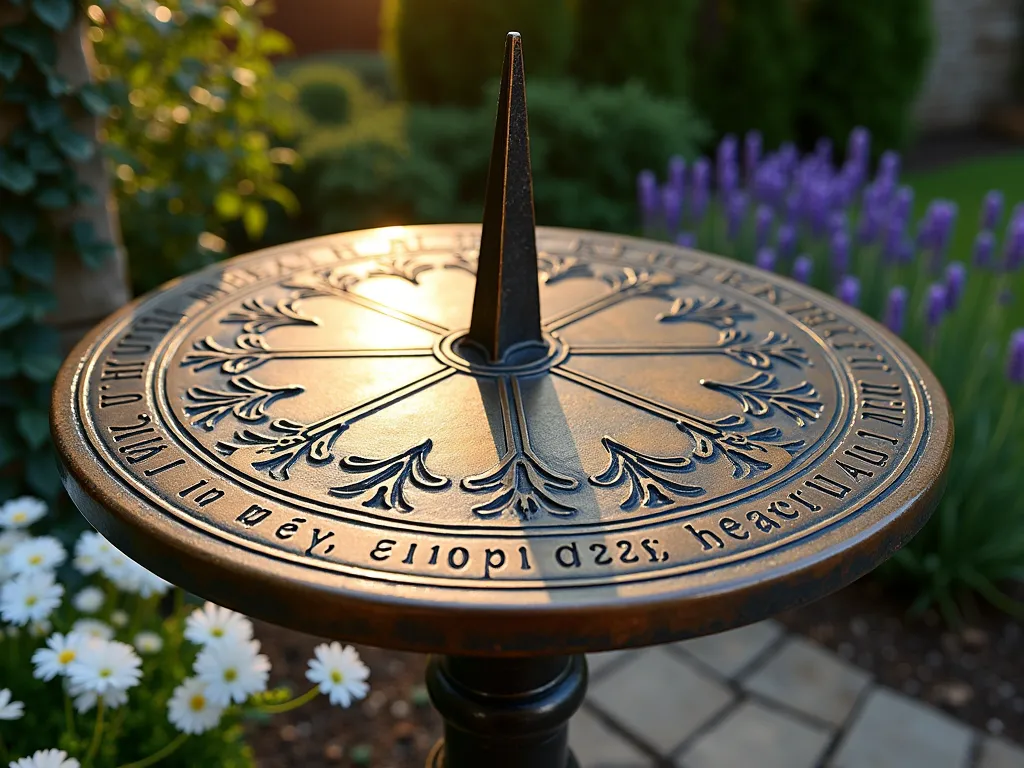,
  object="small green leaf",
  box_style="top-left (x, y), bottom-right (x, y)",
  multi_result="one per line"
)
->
top-left (52, 125), bottom-right (95, 162)
top-left (0, 158), bottom-right (35, 194)
top-left (242, 201), bottom-right (268, 239)
top-left (0, 24), bottom-right (56, 66)
top-left (77, 84), bottom-right (111, 116)
top-left (12, 246), bottom-right (55, 284)
top-left (26, 139), bottom-right (63, 174)
top-left (20, 353), bottom-right (62, 381)
top-left (16, 409), bottom-right (49, 450)
top-left (35, 185), bottom-right (71, 208)
top-left (32, 0), bottom-right (73, 30)
top-left (23, 289), bottom-right (57, 320)
top-left (0, 208), bottom-right (37, 246)
top-left (214, 190), bottom-right (243, 218)
top-left (46, 71), bottom-right (71, 97)
top-left (27, 99), bottom-right (63, 132)
top-left (0, 47), bottom-right (21, 81)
